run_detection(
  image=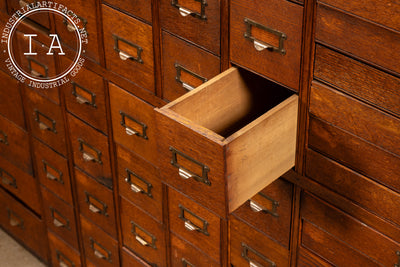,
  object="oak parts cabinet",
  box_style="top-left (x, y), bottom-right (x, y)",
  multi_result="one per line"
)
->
top-left (0, 0), bottom-right (399, 266)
